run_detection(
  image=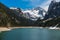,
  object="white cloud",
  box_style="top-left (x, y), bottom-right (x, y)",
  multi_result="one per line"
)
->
top-left (40, 0), bottom-right (52, 11)
top-left (22, 0), bottom-right (51, 10)
top-left (22, 0), bottom-right (41, 7)
top-left (22, 0), bottom-right (40, 2)
top-left (43, 6), bottom-right (49, 11)
top-left (40, 0), bottom-right (60, 11)
top-left (22, 0), bottom-right (60, 11)
top-left (30, 0), bottom-right (41, 7)
top-left (55, 0), bottom-right (60, 2)
top-left (22, 0), bottom-right (29, 1)
top-left (30, 0), bottom-right (40, 2)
